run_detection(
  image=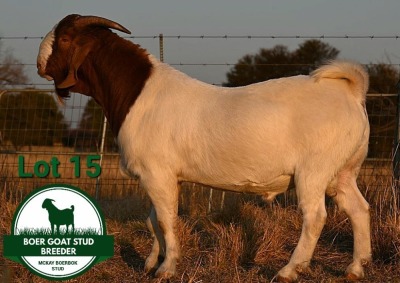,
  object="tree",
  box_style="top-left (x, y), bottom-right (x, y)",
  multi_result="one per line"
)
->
top-left (76, 98), bottom-right (116, 152)
top-left (366, 63), bottom-right (399, 158)
top-left (292, 40), bottom-right (340, 75)
top-left (367, 63), bottom-right (399, 94)
top-left (224, 39), bottom-right (339, 86)
top-left (0, 41), bottom-right (68, 149)
top-left (79, 98), bottom-right (105, 134)
top-left (0, 91), bottom-right (68, 149)
top-left (0, 40), bottom-right (28, 86)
